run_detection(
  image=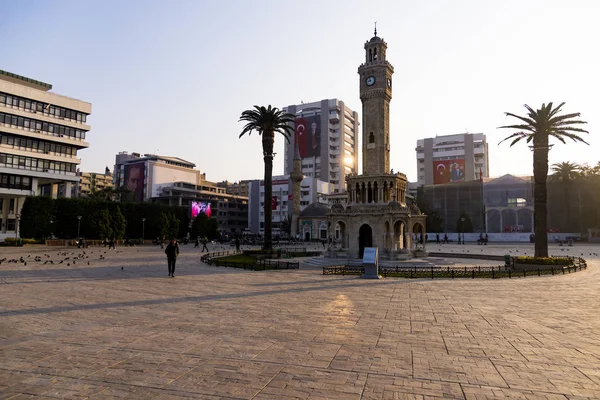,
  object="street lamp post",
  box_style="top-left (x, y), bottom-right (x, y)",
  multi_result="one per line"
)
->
top-left (460, 217), bottom-right (466, 245)
top-left (15, 214), bottom-right (20, 246)
top-left (142, 218), bottom-right (146, 244)
top-left (77, 215), bottom-right (82, 239)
